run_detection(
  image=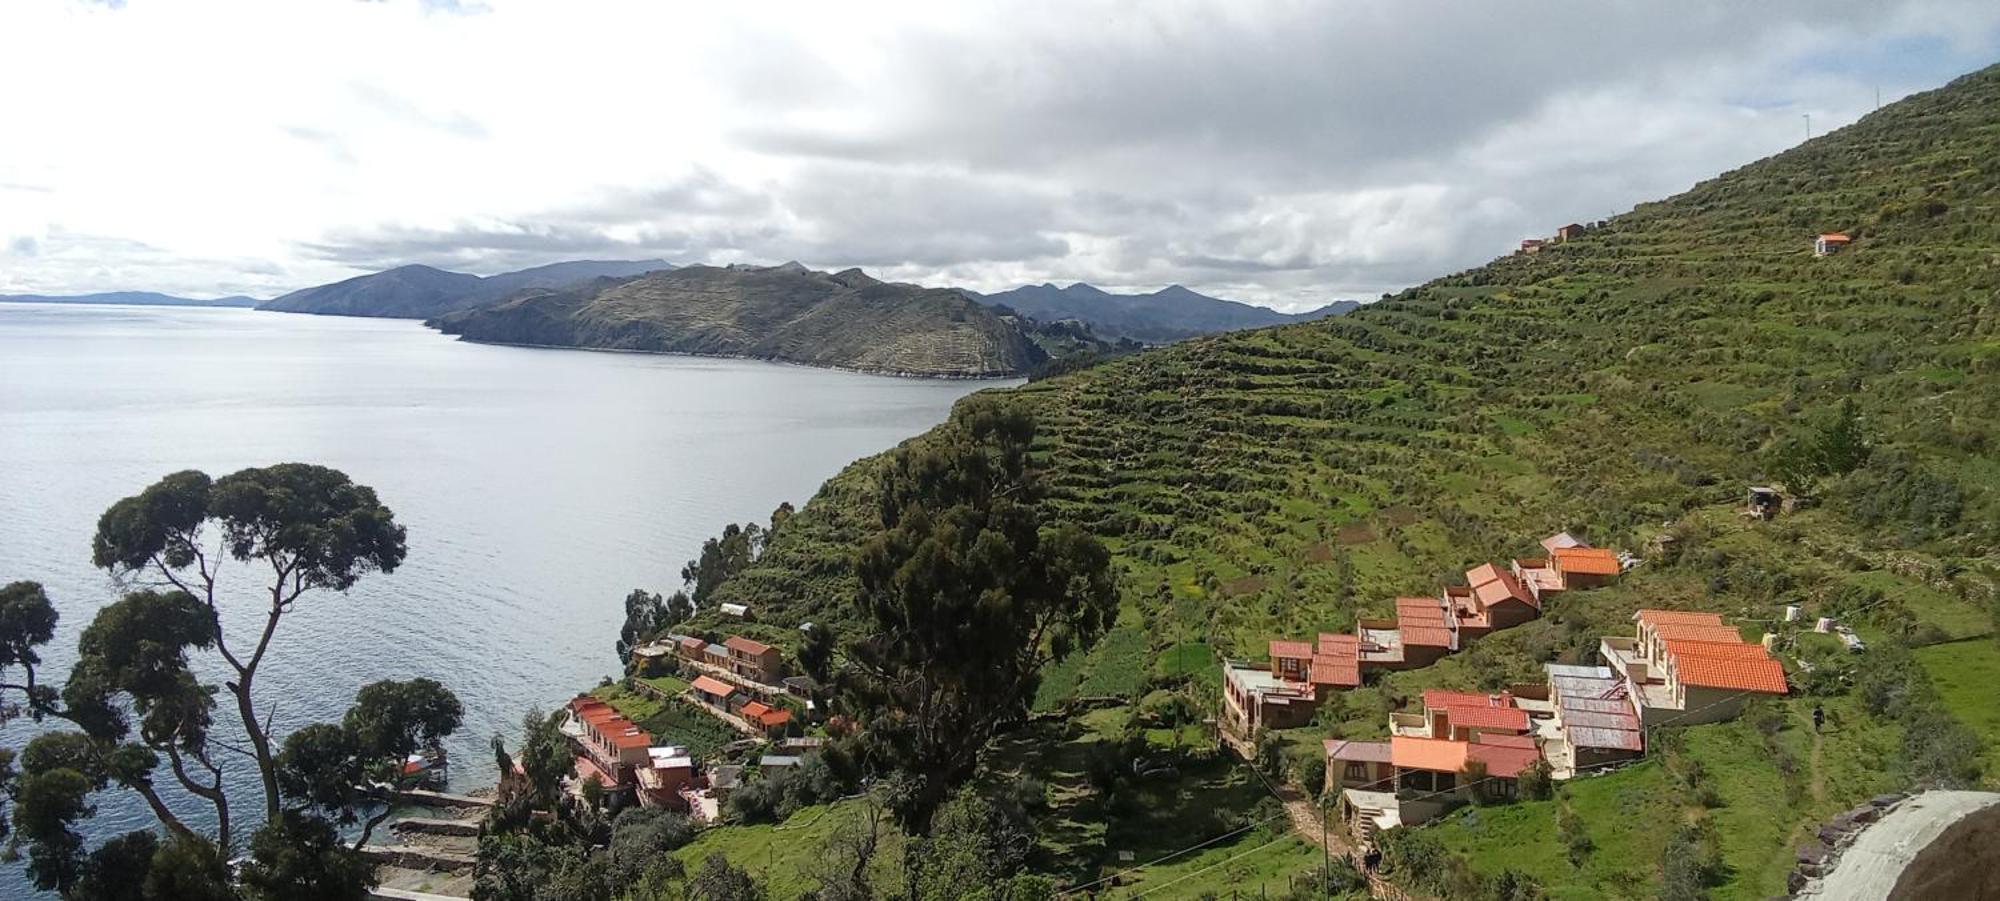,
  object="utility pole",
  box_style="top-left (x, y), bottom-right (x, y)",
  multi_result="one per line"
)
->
top-left (1804, 113), bottom-right (1812, 141)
